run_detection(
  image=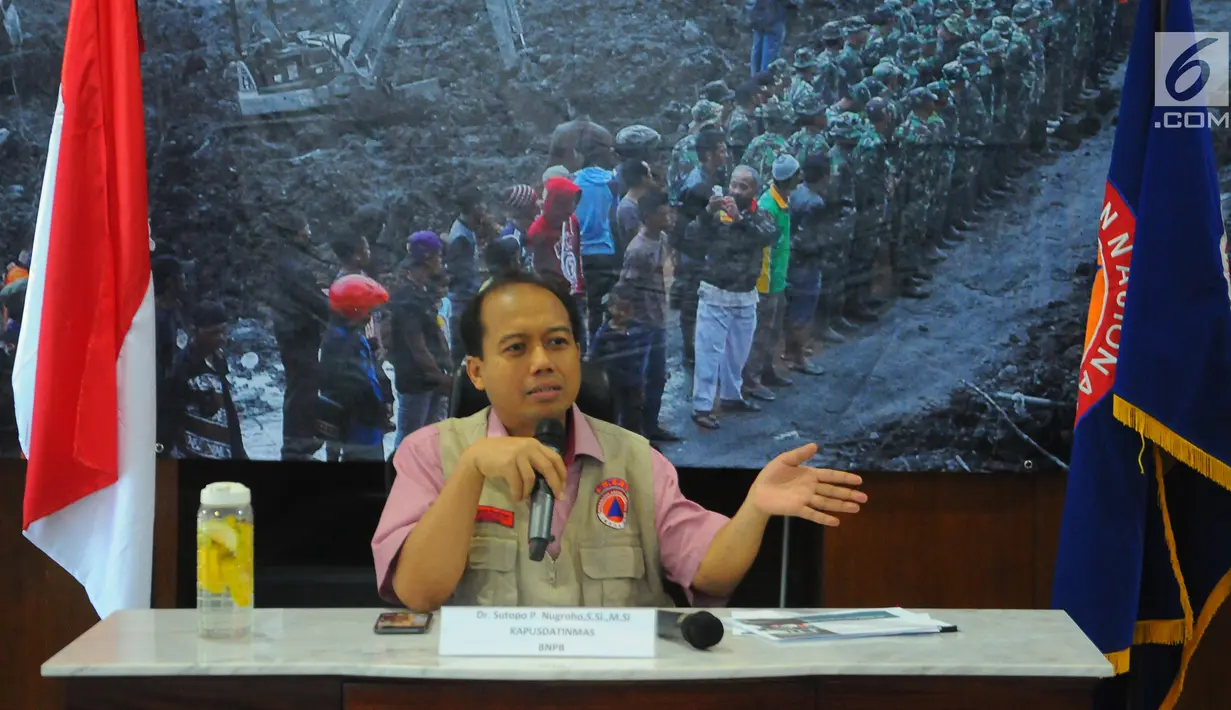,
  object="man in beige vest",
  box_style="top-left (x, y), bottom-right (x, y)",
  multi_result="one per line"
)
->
top-left (372, 272), bottom-right (867, 611)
